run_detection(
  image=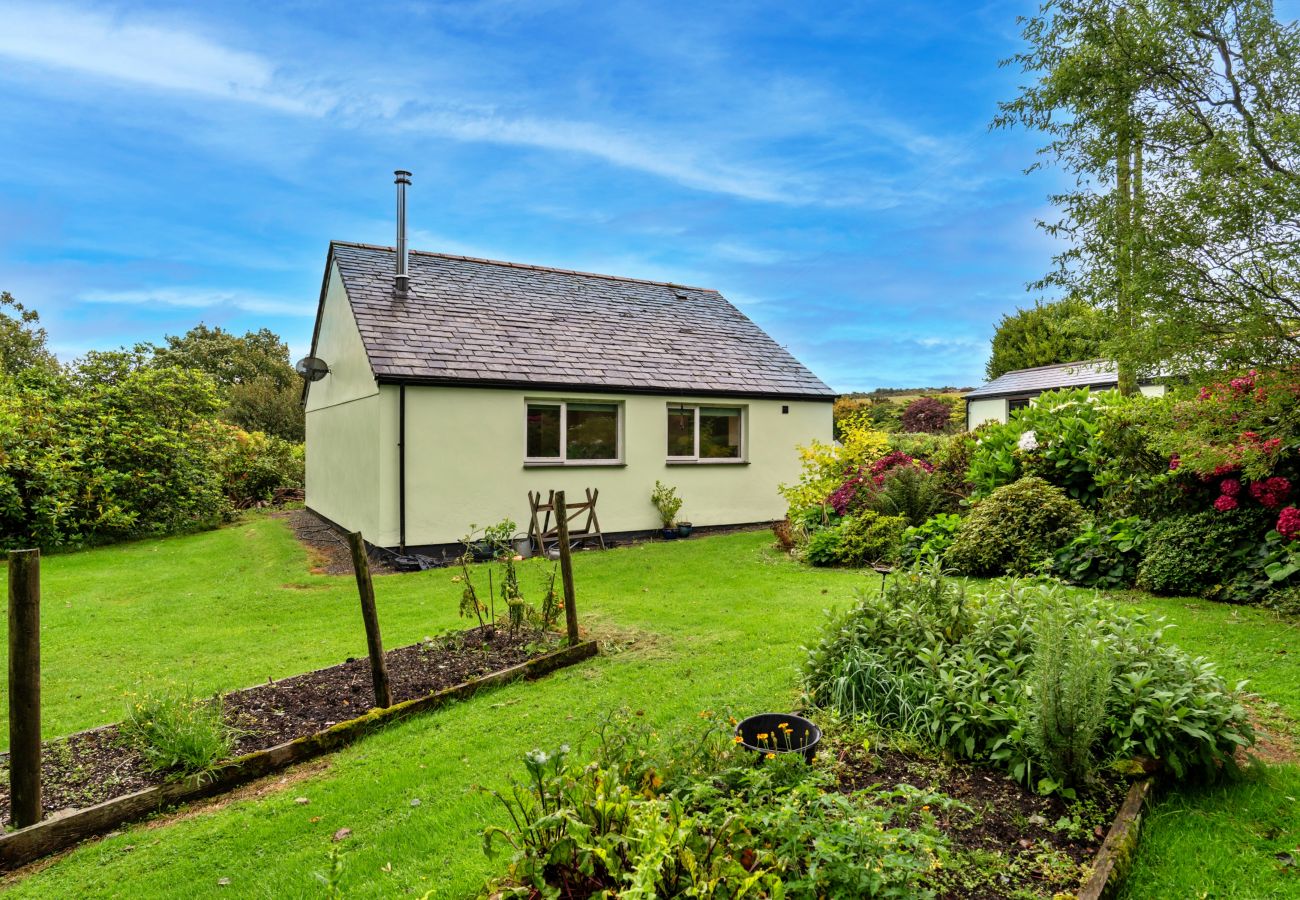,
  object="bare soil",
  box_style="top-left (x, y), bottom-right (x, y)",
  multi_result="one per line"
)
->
top-left (0, 626), bottom-right (557, 822)
top-left (831, 735), bottom-right (1126, 899)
